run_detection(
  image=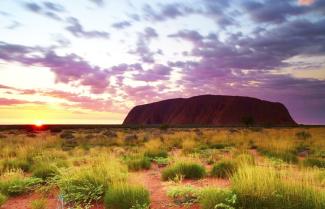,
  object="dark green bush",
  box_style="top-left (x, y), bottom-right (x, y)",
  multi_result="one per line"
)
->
top-left (0, 177), bottom-right (42, 196)
top-left (144, 149), bottom-right (168, 159)
top-left (126, 156), bottom-right (151, 171)
top-left (296, 131), bottom-right (312, 140)
top-left (2, 158), bottom-right (32, 172)
top-left (199, 188), bottom-right (236, 209)
top-left (104, 184), bottom-right (150, 209)
top-left (211, 160), bottom-right (237, 178)
top-left (0, 193), bottom-right (7, 206)
top-left (303, 158), bottom-right (325, 168)
top-left (32, 164), bottom-right (58, 180)
top-left (162, 162), bottom-right (206, 181)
